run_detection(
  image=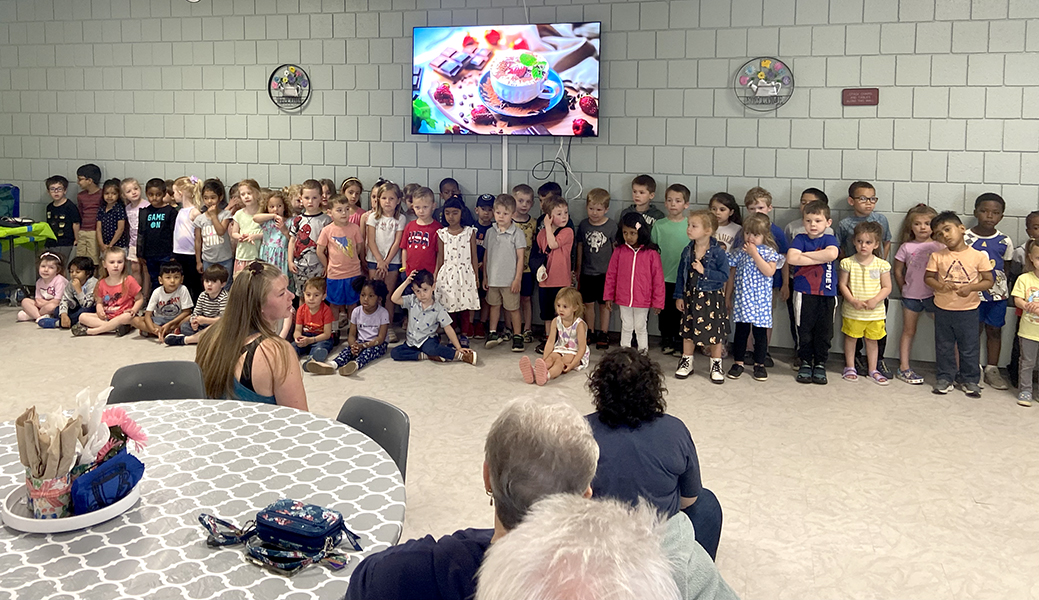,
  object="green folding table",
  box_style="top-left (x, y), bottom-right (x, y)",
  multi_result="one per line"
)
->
top-left (0, 222), bottom-right (55, 294)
